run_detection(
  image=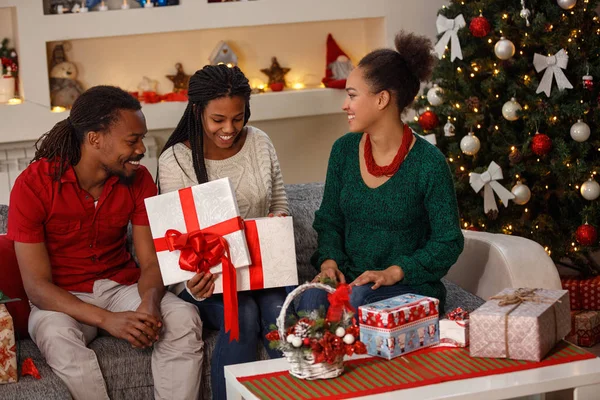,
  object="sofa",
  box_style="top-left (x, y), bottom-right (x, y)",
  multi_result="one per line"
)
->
top-left (0, 182), bottom-right (562, 400)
